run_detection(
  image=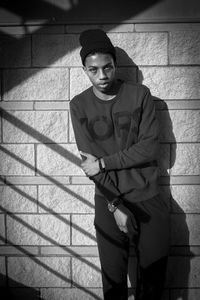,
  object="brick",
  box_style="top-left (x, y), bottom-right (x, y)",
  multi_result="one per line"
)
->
top-left (65, 24), bottom-right (101, 33)
top-left (0, 185), bottom-right (37, 213)
top-left (39, 215), bottom-right (70, 246)
top-left (169, 31), bottom-right (200, 65)
top-left (169, 176), bottom-right (200, 185)
top-left (167, 257), bottom-right (200, 287)
top-left (69, 113), bottom-right (75, 143)
top-left (109, 33), bottom-right (168, 65)
top-left (32, 34), bottom-right (81, 67)
top-left (0, 215), bottom-right (5, 245)
top-left (5, 176), bottom-right (70, 185)
top-left (3, 111), bottom-right (68, 143)
top-left (72, 215), bottom-right (96, 246)
top-left (70, 68), bottom-right (91, 99)
top-left (0, 257), bottom-right (6, 286)
top-left (0, 26), bottom-right (29, 35)
top-left (135, 23), bottom-right (200, 32)
top-left (37, 144), bottom-right (83, 176)
top-left (140, 67), bottom-right (200, 100)
top-left (0, 35), bottom-right (31, 67)
top-left (3, 68), bottom-right (69, 101)
top-left (157, 110), bottom-right (200, 143)
top-left (32, 25), bottom-right (65, 34)
top-left (72, 257), bottom-right (102, 287)
top-left (171, 144), bottom-right (200, 175)
top-left (34, 101), bottom-right (69, 110)
top-left (171, 185), bottom-right (200, 213)
top-left (171, 214), bottom-right (200, 246)
top-left (0, 25), bottom-right (63, 36)
top-left (0, 101), bottom-right (33, 110)
top-left (0, 144), bottom-right (35, 175)
top-left (102, 24), bottom-right (134, 32)
top-left (8, 257), bottom-right (71, 287)
top-left (0, 246), bottom-right (38, 256)
top-left (41, 288), bottom-right (103, 300)
top-left (7, 214), bottom-right (39, 244)
top-left (7, 214), bottom-right (70, 246)
top-left (66, 24), bottom-right (134, 33)
top-left (41, 246), bottom-right (98, 256)
top-left (164, 100), bottom-right (200, 110)
top-left (38, 185), bottom-right (94, 213)
top-left (171, 289), bottom-right (200, 300)
top-left (1, 288), bottom-right (40, 300)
